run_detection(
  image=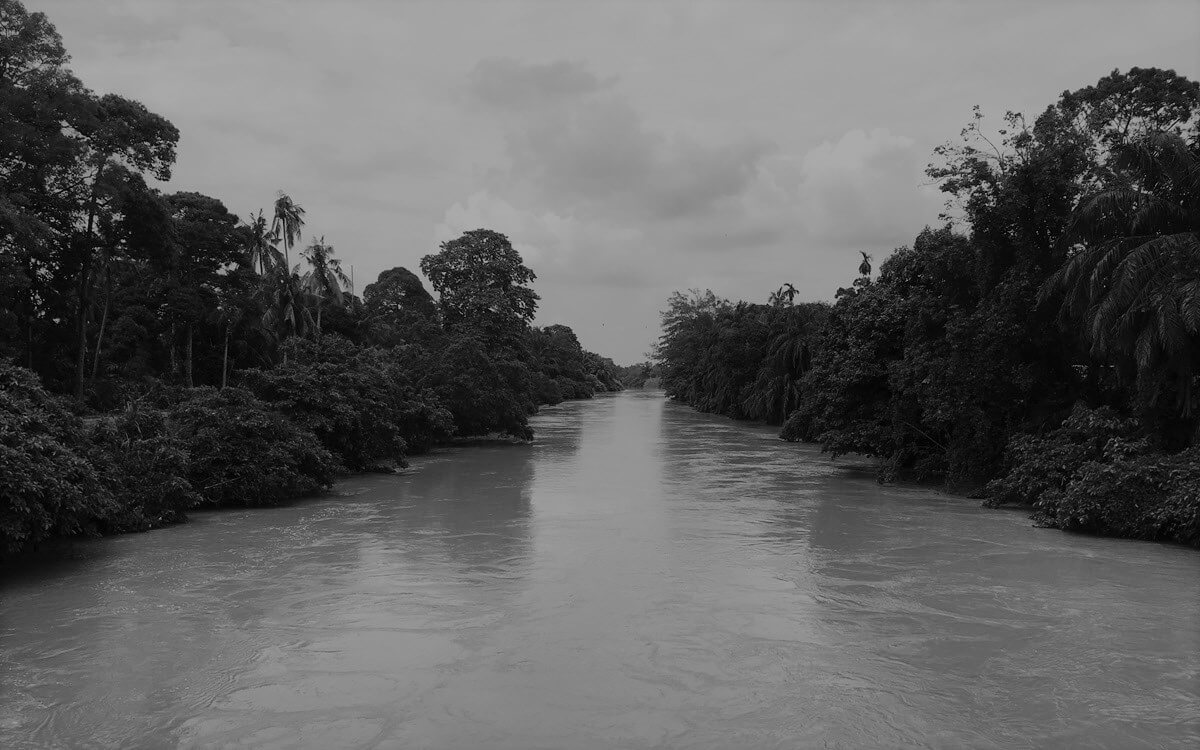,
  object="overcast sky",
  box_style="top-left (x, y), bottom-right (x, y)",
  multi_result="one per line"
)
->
top-left (37, 0), bottom-right (1200, 362)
